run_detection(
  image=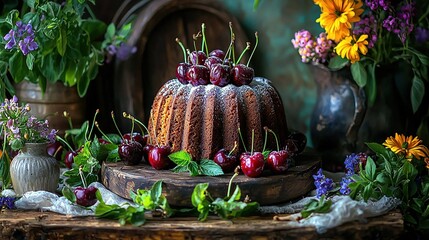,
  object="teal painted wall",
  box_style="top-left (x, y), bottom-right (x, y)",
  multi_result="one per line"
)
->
top-left (219, 0), bottom-right (322, 146)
